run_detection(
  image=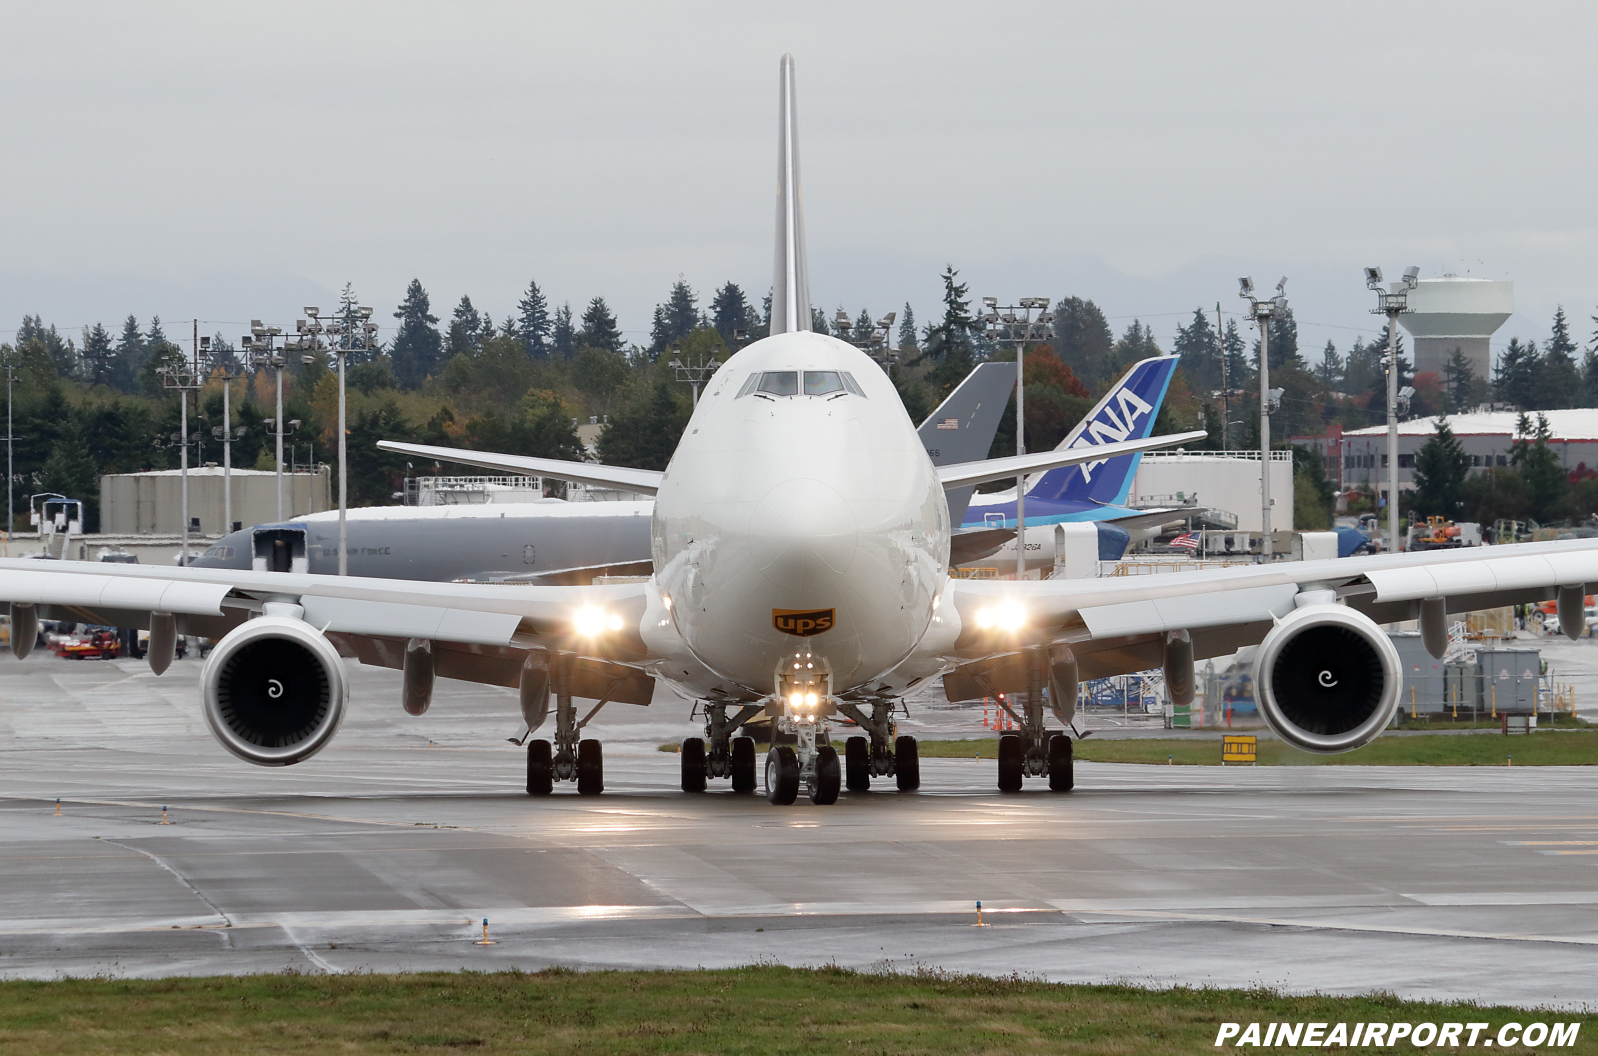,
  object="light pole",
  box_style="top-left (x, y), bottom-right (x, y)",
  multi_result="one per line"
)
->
top-left (668, 347), bottom-right (721, 407)
top-left (2, 349), bottom-right (14, 552)
top-left (1239, 277), bottom-right (1287, 559)
top-left (832, 310), bottom-right (897, 368)
top-left (156, 328), bottom-right (204, 565)
top-left (980, 298), bottom-right (1054, 579)
top-left (244, 321), bottom-right (285, 520)
top-left (201, 336), bottom-right (247, 533)
top-left (291, 301), bottom-right (374, 576)
top-left (1366, 266), bottom-right (1420, 554)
